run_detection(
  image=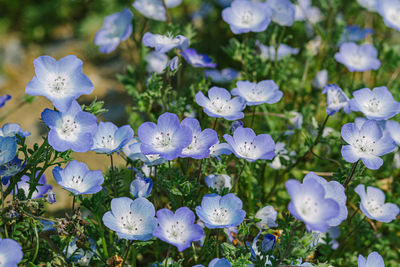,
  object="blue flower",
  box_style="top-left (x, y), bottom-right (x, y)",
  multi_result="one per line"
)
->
top-left (222, 0), bottom-right (271, 34)
top-left (196, 87), bottom-right (245, 120)
top-left (255, 206), bottom-right (278, 229)
top-left (0, 136), bottom-right (17, 166)
top-left (66, 237), bottom-right (96, 265)
top-left (266, 0), bottom-right (295, 26)
top-left (285, 176), bottom-right (340, 232)
top-left (42, 101), bottom-right (97, 153)
top-left (180, 48), bottom-right (217, 68)
top-left (322, 84), bottom-right (350, 115)
top-left (0, 123), bottom-right (30, 139)
top-left (143, 32), bottom-right (189, 53)
top-left (303, 172), bottom-right (348, 227)
top-left (230, 120), bottom-right (244, 134)
top-left (91, 122), bottom-right (134, 154)
top-left (386, 120), bottom-right (400, 145)
top-left (378, 0), bottom-right (400, 31)
top-left (130, 176), bottom-right (153, 198)
top-left (223, 127), bottom-right (275, 162)
top-left (103, 197), bottom-right (157, 240)
top-left (204, 174), bottom-right (232, 193)
top-left (358, 251), bottom-right (385, 267)
top-left (153, 207), bottom-right (204, 251)
top-left (146, 52), bottom-right (169, 74)
top-left (168, 56), bottom-right (179, 71)
top-left (204, 68), bottom-right (239, 84)
top-left (0, 94), bottom-right (11, 108)
top-left (313, 70), bottom-right (328, 89)
top-left (334, 43), bottom-right (381, 72)
top-left (0, 238), bottom-right (23, 266)
top-left (357, 0), bottom-right (378, 11)
top-left (355, 184), bottom-right (399, 223)
top-left (180, 118), bottom-right (218, 159)
top-left (123, 138), bottom-right (167, 166)
top-left (231, 80), bottom-right (283, 106)
top-left (338, 25), bottom-right (374, 46)
top-left (25, 55), bottom-right (94, 112)
top-left (138, 113), bottom-right (192, 160)
top-left (133, 0), bottom-right (166, 21)
top-left (209, 141), bottom-right (233, 159)
top-left (53, 160), bottom-right (104, 195)
top-left (209, 258), bottom-right (232, 267)
top-left (349, 87), bottom-right (400, 120)
top-left (257, 42), bottom-right (299, 61)
top-left (195, 193), bottom-right (246, 229)
top-left (94, 8), bottom-right (133, 54)
top-left (13, 172), bottom-right (52, 200)
top-left (0, 156), bottom-right (25, 185)
top-left (294, 0), bottom-right (322, 23)
top-left (341, 120), bottom-right (396, 170)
